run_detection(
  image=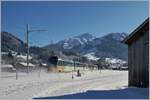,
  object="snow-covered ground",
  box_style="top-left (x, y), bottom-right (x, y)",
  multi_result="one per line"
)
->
top-left (0, 70), bottom-right (148, 100)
